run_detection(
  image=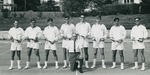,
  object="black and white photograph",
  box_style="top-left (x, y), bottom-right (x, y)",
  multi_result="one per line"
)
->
top-left (0, 0), bottom-right (150, 75)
